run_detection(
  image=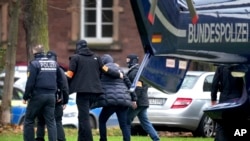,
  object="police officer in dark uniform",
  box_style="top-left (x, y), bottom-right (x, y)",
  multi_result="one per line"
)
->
top-left (126, 54), bottom-right (160, 141)
top-left (65, 40), bottom-right (123, 141)
top-left (35, 51), bottom-right (69, 141)
top-left (211, 65), bottom-right (245, 141)
top-left (23, 45), bottom-right (65, 141)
